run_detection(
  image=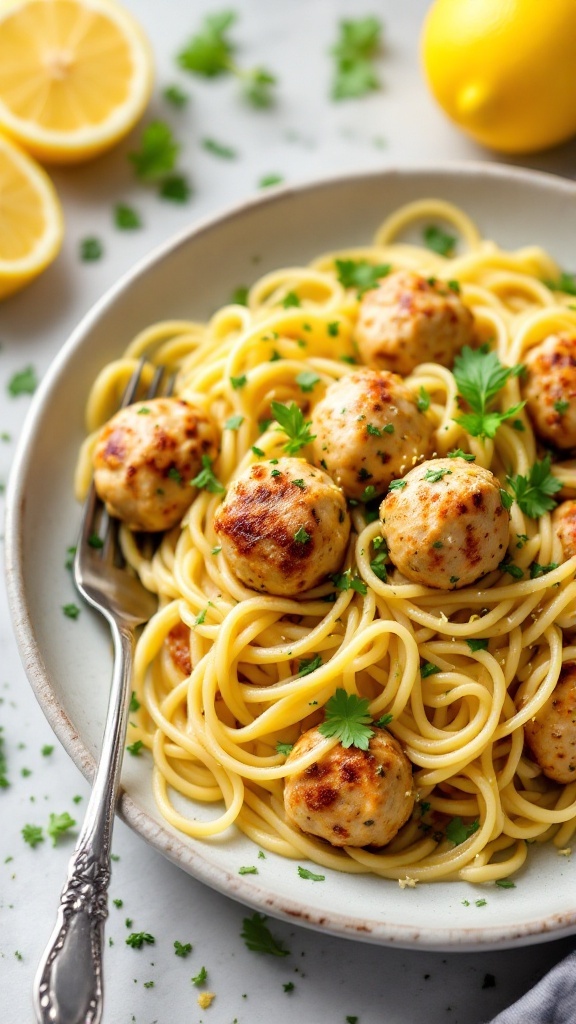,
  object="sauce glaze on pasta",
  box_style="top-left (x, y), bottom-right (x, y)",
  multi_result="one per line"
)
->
top-left (76, 199), bottom-right (576, 884)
